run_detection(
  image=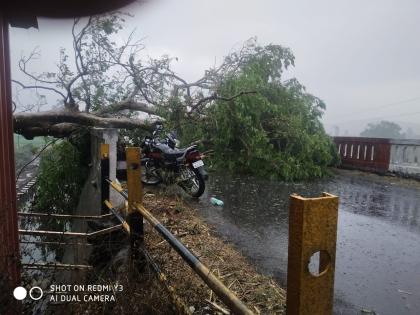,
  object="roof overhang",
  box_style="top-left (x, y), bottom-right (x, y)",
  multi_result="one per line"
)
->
top-left (3, 0), bottom-right (139, 28)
